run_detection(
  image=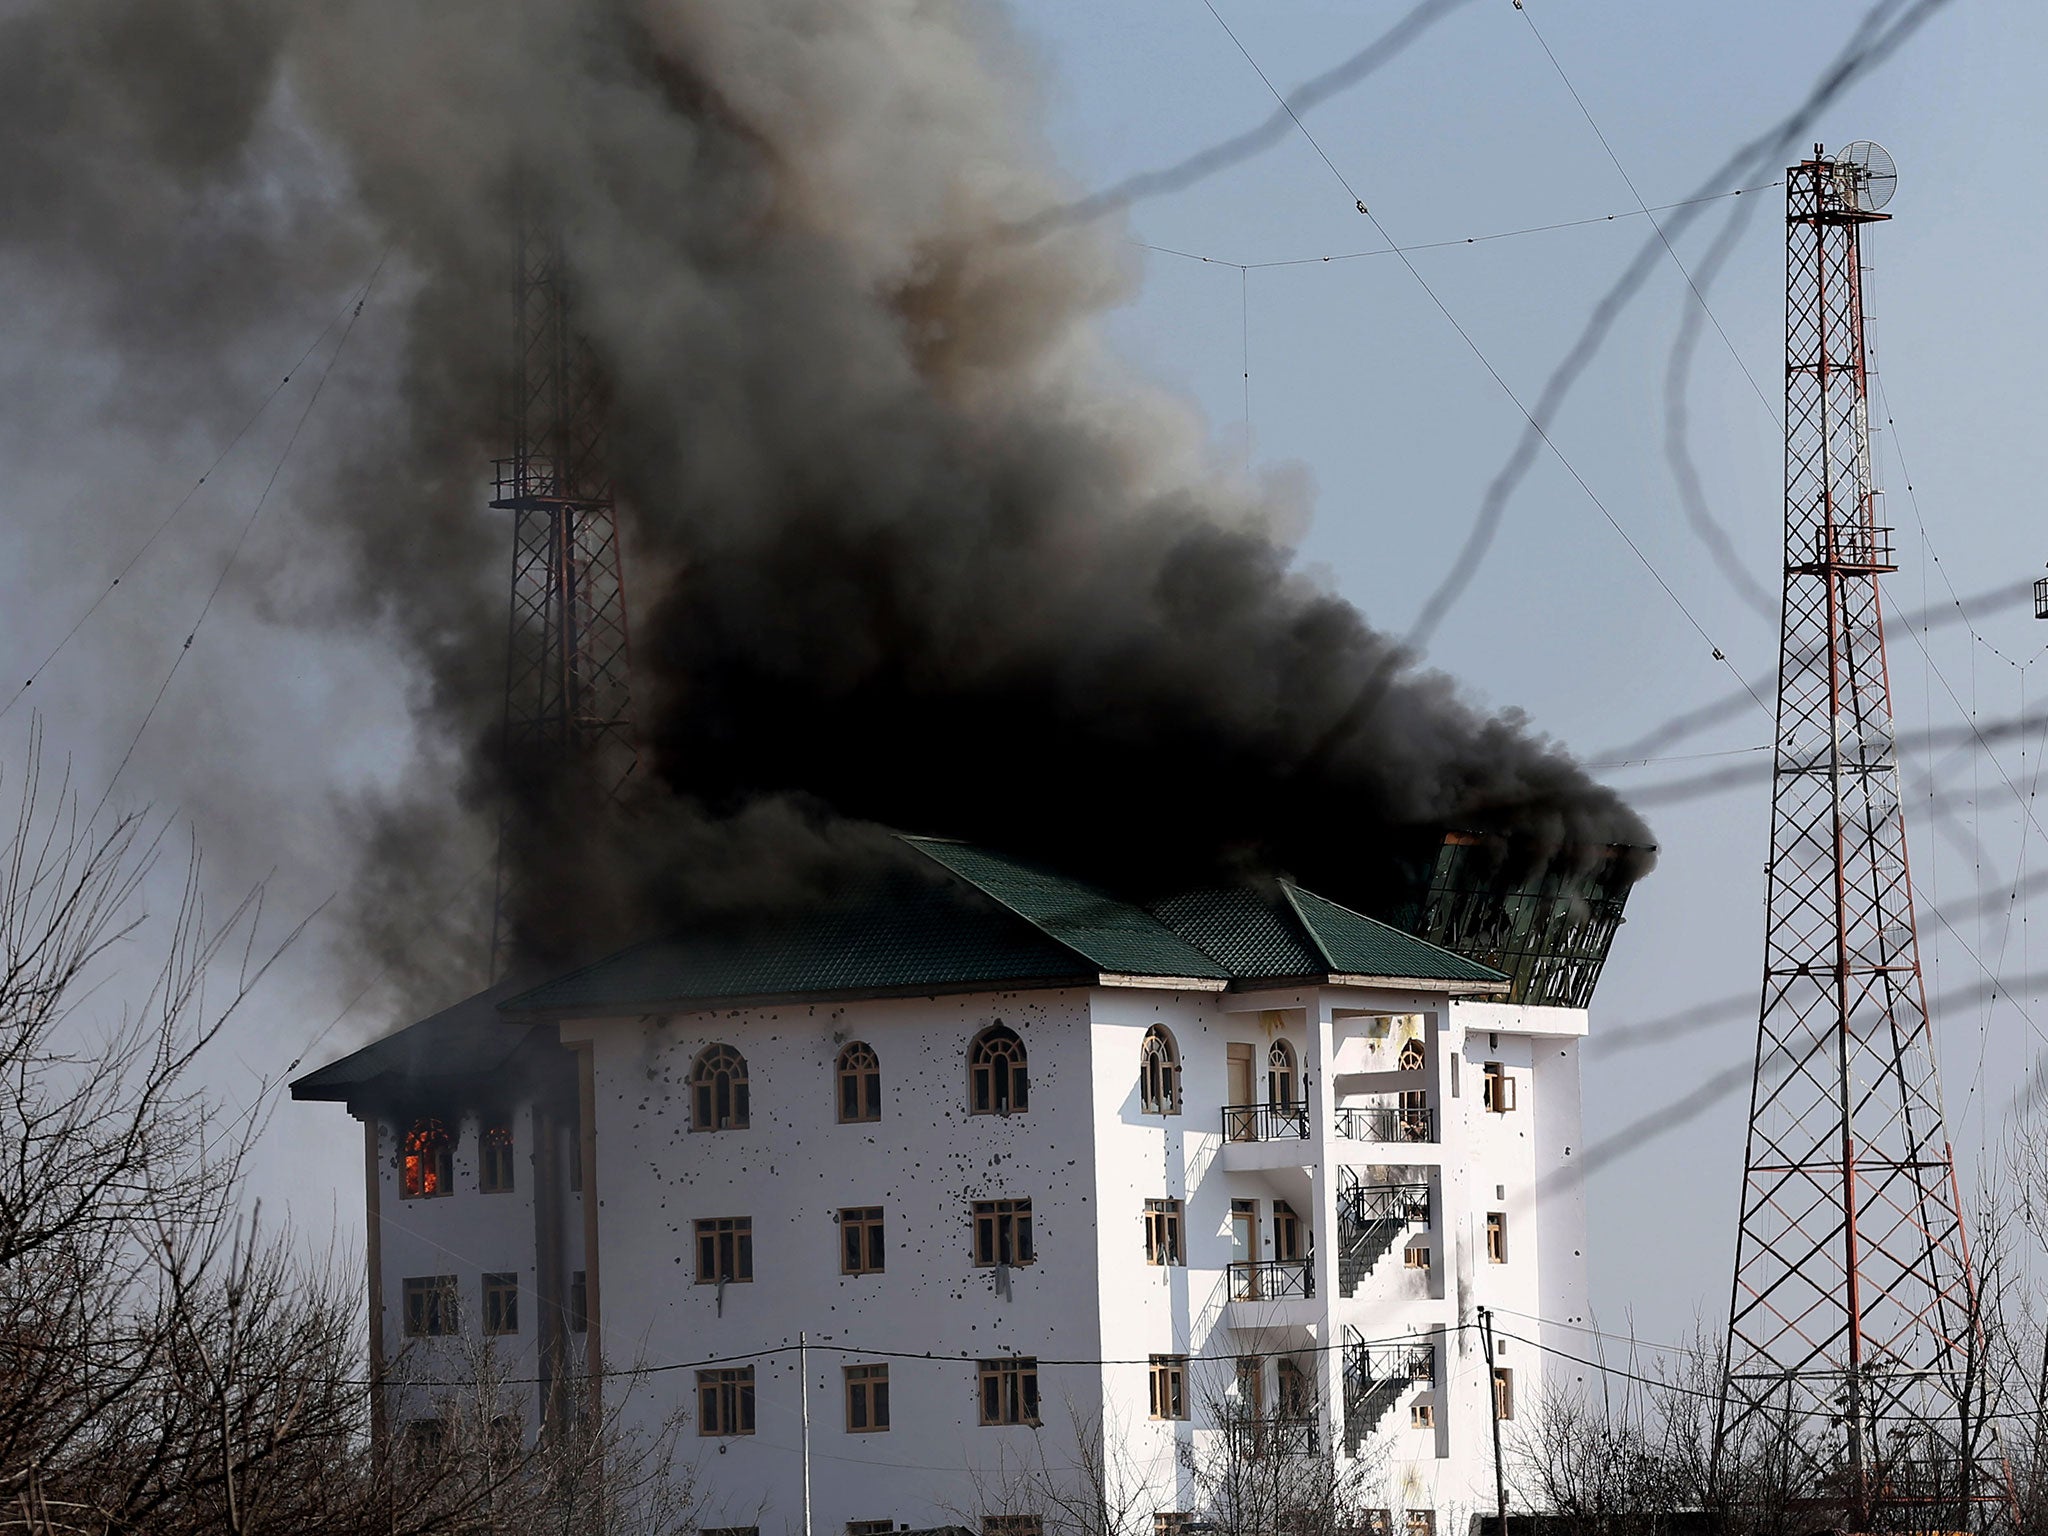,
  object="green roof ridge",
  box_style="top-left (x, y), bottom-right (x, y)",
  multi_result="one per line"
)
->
top-left (1279, 877), bottom-right (1508, 984)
